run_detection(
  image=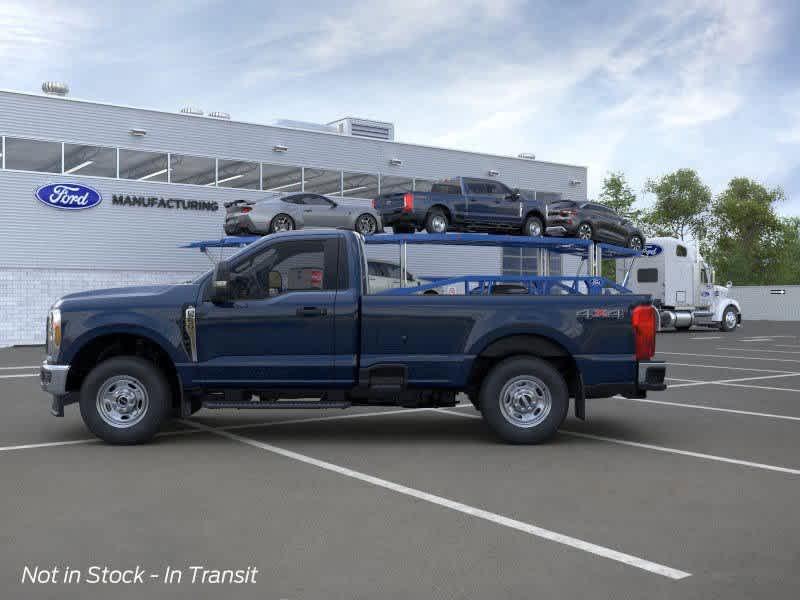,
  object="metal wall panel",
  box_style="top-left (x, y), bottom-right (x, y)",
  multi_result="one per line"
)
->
top-left (727, 286), bottom-right (800, 321)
